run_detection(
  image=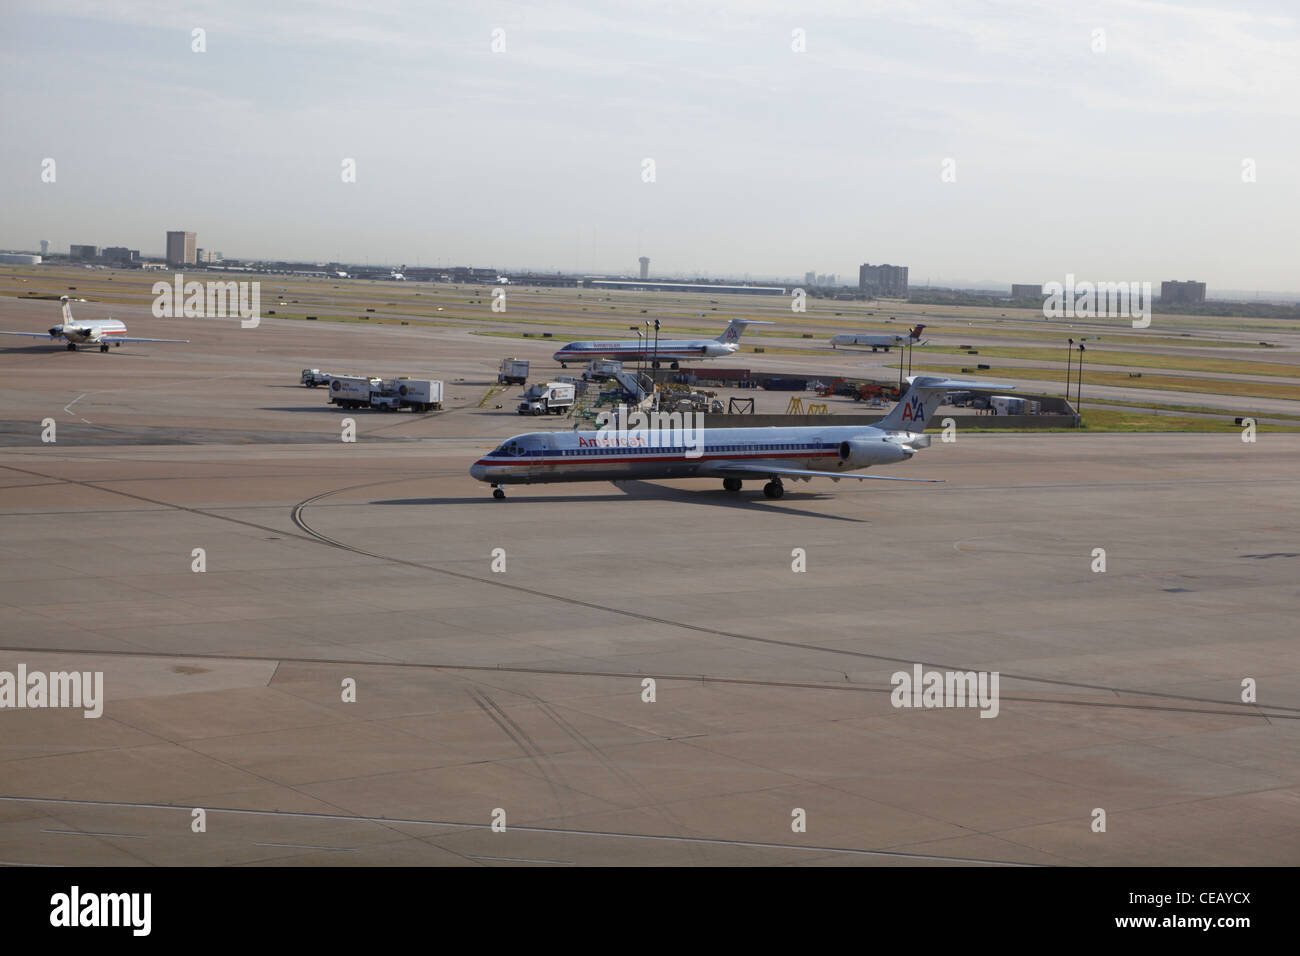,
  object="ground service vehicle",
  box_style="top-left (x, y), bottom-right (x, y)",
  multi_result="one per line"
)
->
top-left (498, 358), bottom-right (529, 385)
top-left (389, 379), bottom-right (443, 412)
top-left (518, 382), bottom-right (575, 416)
